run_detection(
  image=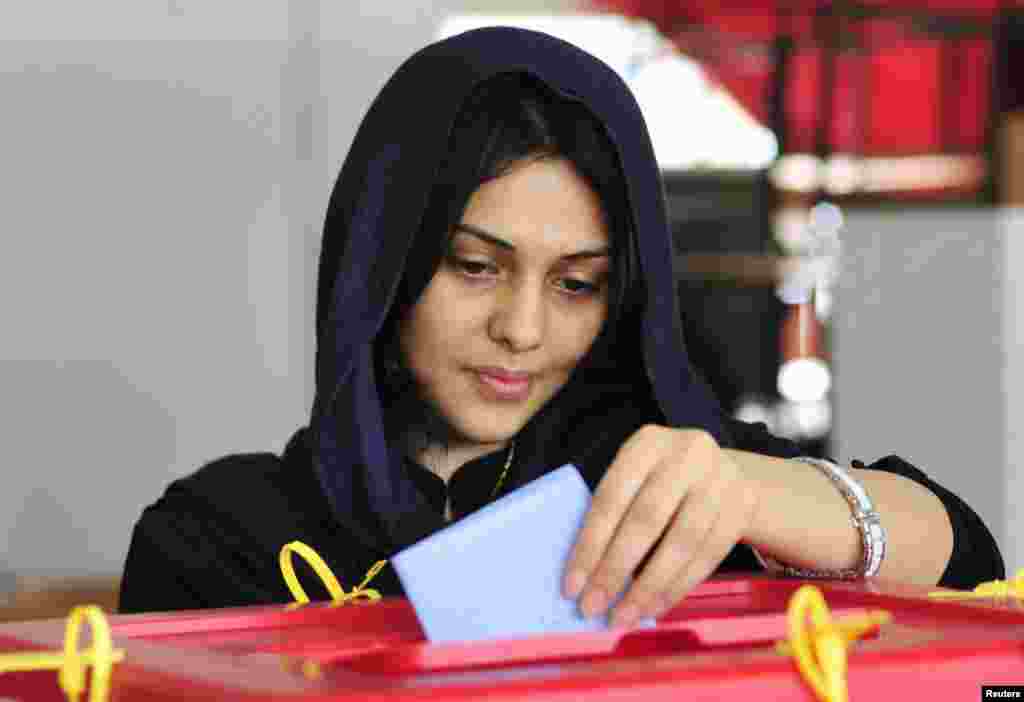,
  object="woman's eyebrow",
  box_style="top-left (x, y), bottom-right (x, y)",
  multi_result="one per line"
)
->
top-left (454, 223), bottom-right (610, 260)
